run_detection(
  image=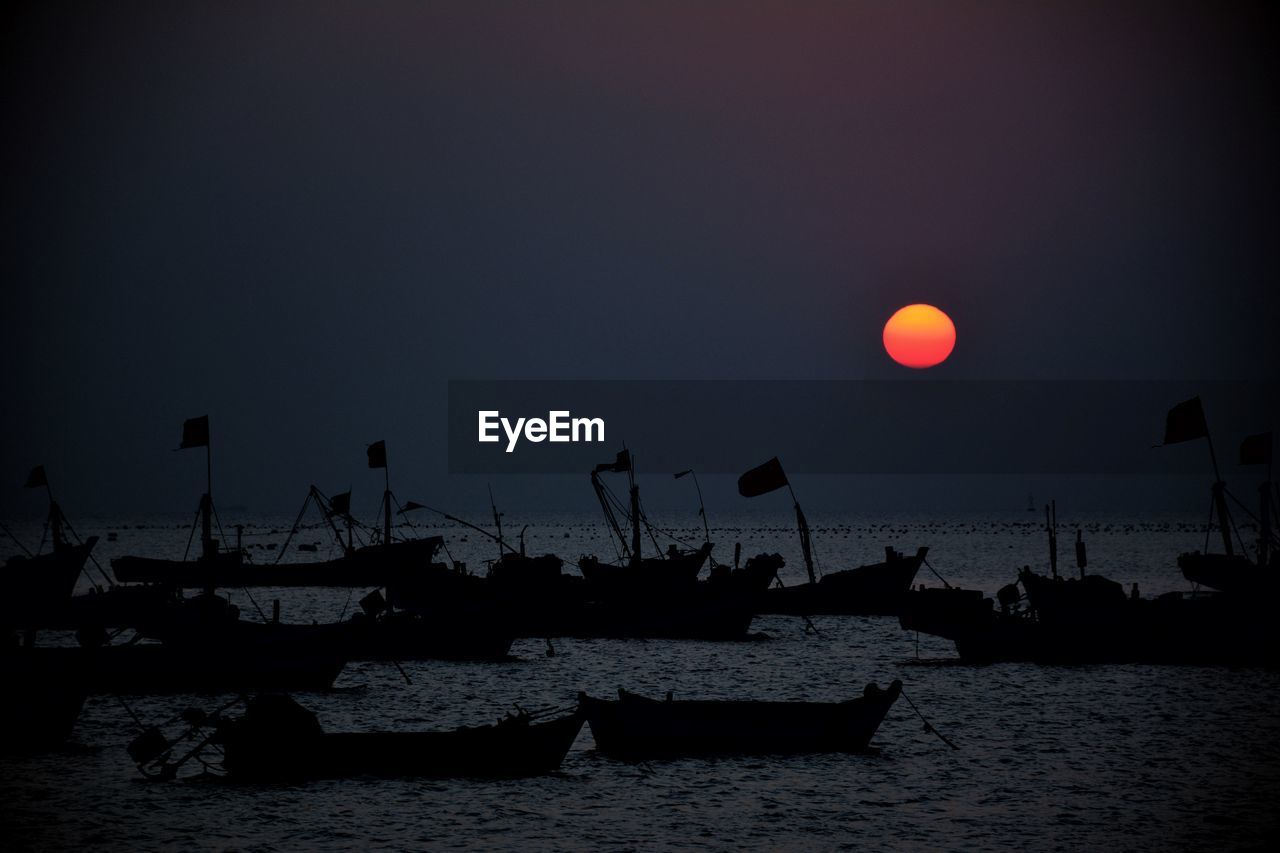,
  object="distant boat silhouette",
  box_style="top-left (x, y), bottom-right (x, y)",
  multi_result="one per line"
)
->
top-left (132, 693), bottom-right (584, 781)
top-left (736, 457), bottom-right (927, 615)
top-left (1169, 410), bottom-right (1277, 595)
top-left (899, 499), bottom-right (1279, 665)
top-left (2, 466), bottom-right (99, 625)
top-left (579, 681), bottom-right (902, 759)
top-left (577, 449), bottom-right (713, 591)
